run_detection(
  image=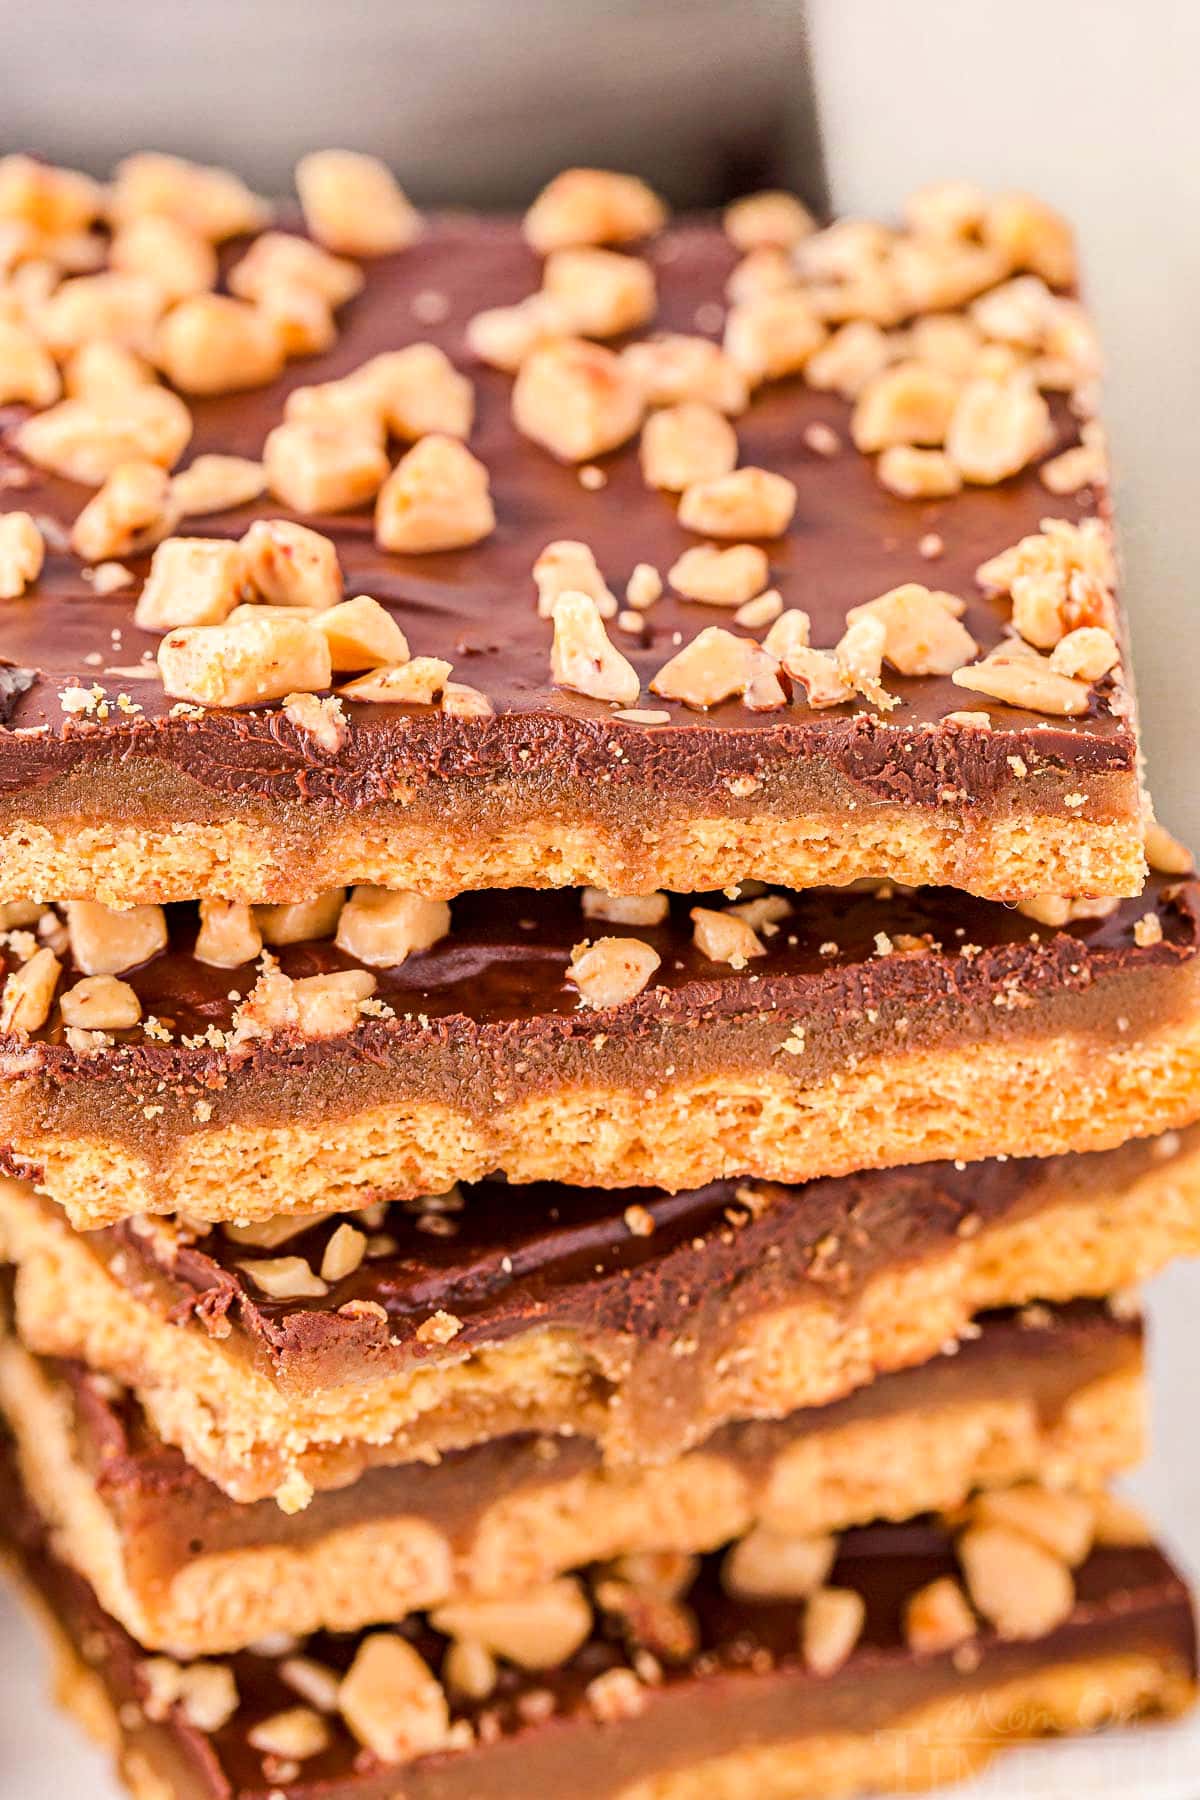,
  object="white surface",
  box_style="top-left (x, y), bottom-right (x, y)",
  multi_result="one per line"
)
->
top-left (1, 1268), bottom-right (1197, 1797)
